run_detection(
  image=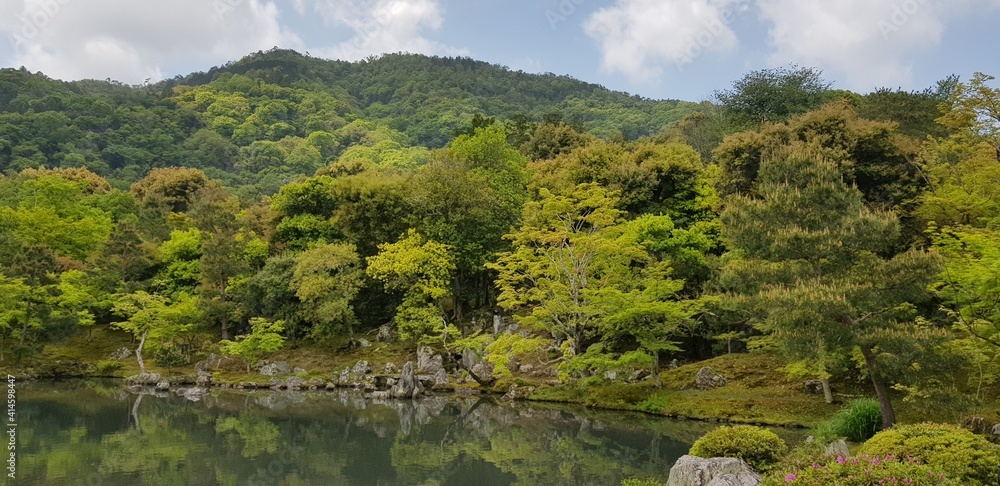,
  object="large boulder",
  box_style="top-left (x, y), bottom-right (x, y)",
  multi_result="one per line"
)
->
top-left (417, 346), bottom-right (443, 375)
top-left (666, 455), bottom-right (761, 486)
top-left (390, 362), bottom-right (424, 399)
top-left (125, 373), bottom-right (162, 387)
top-left (259, 361), bottom-right (291, 376)
top-left (823, 439), bottom-right (850, 458)
top-left (694, 367), bottom-right (727, 390)
top-left (352, 360), bottom-right (372, 375)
